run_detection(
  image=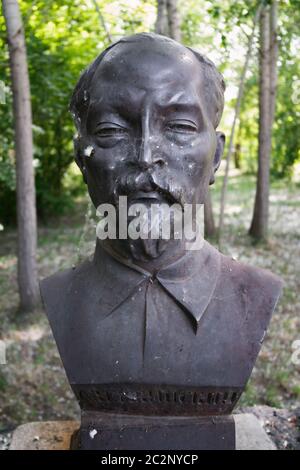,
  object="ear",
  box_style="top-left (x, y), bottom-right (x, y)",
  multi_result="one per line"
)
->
top-left (209, 131), bottom-right (225, 185)
top-left (74, 136), bottom-right (87, 184)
